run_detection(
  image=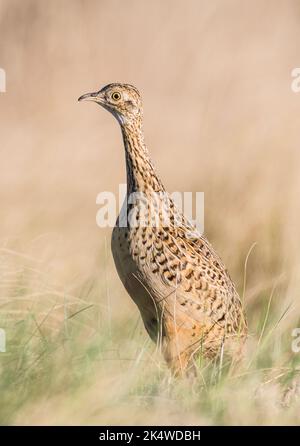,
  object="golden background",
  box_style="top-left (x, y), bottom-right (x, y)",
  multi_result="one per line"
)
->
top-left (0, 0), bottom-right (300, 425)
